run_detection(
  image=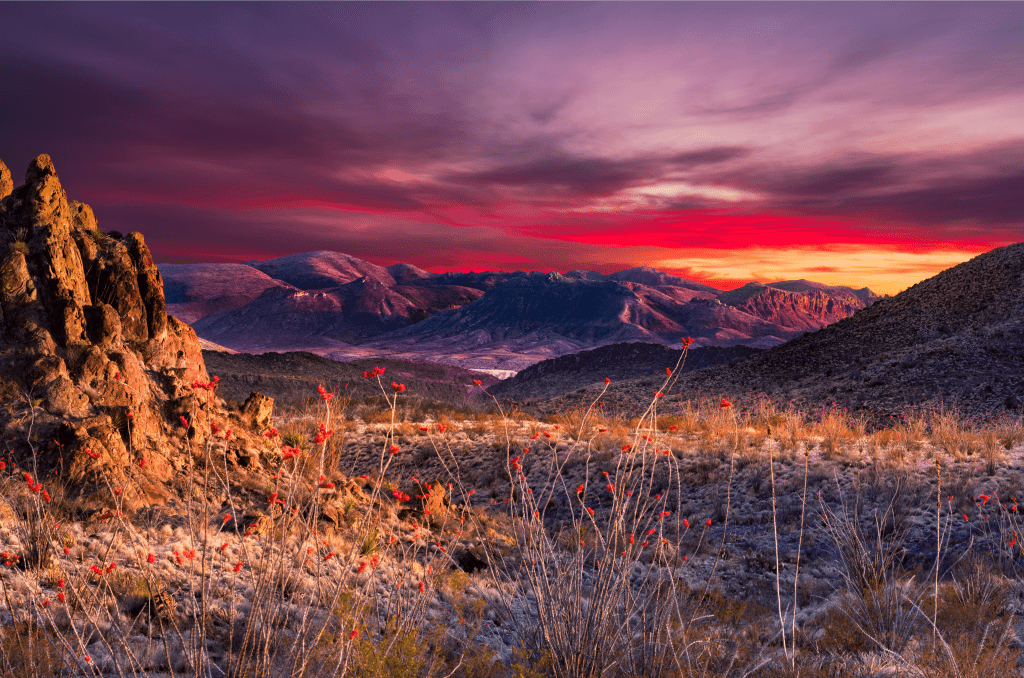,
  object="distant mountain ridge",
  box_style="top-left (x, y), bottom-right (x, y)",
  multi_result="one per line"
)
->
top-left (158, 252), bottom-right (879, 372)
